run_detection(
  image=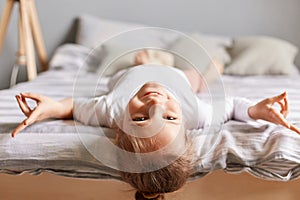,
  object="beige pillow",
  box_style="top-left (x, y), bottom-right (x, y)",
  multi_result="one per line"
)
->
top-left (96, 43), bottom-right (135, 75)
top-left (96, 43), bottom-right (174, 76)
top-left (225, 36), bottom-right (299, 75)
top-left (169, 33), bottom-right (232, 72)
top-left (190, 33), bottom-right (232, 65)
